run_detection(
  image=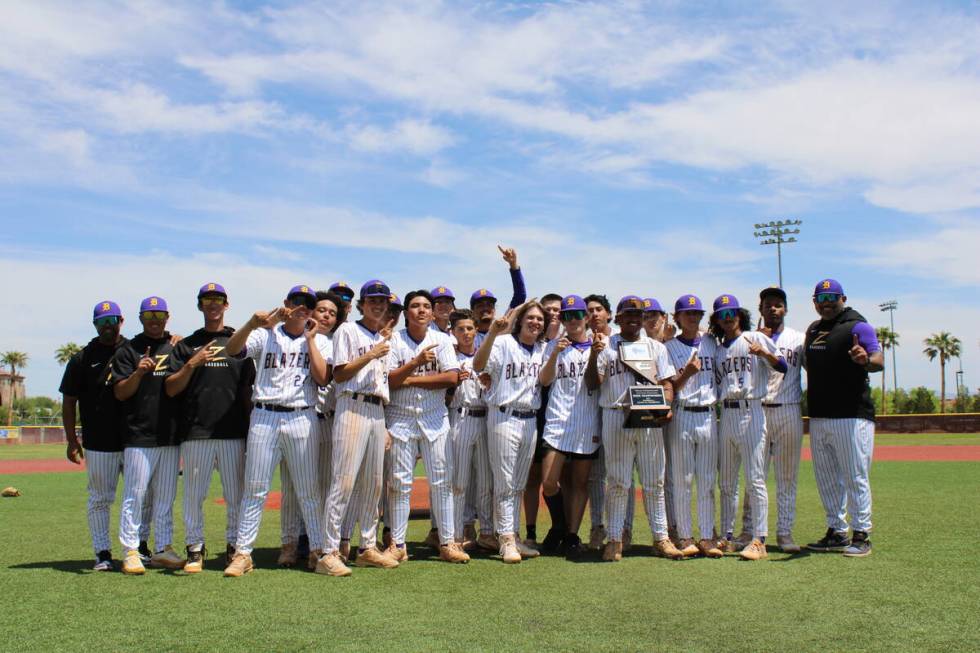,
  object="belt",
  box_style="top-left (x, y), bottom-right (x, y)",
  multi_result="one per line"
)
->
top-left (498, 406), bottom-right (536, 419)
top-left (762, 403), bottom-right (782, 408)
top-left (722, 399), bottom-right (751, 409)
top-left (681, 406), bottom-right (711, 413)
top-left (255, 403), bottom-right (310, 413)
top-left (457, 407), bottom-right (488, 417)
top-left (349, 393), bottom-right (383, 406)
top-left (316, 410), bottom-right (336, 420)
